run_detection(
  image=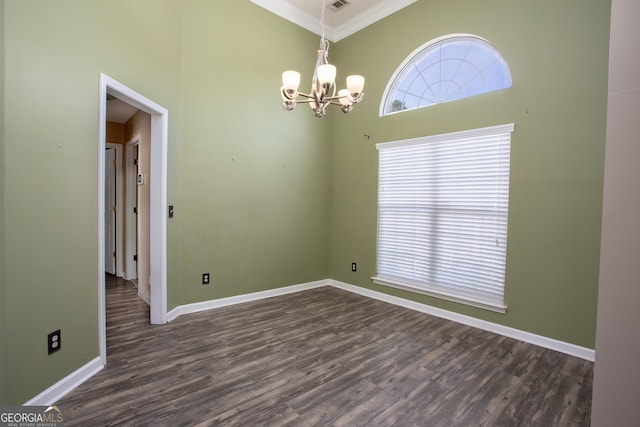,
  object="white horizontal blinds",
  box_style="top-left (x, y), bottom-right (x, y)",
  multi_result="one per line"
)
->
top-left (376, 124), bottom-right (514, 310)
